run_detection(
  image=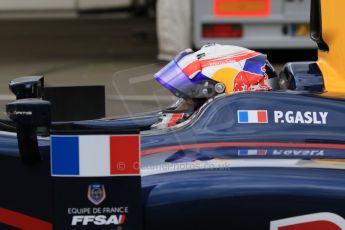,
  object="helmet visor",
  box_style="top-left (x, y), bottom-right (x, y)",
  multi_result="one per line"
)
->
top-left (154, 60), bottom-right (200, 98)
